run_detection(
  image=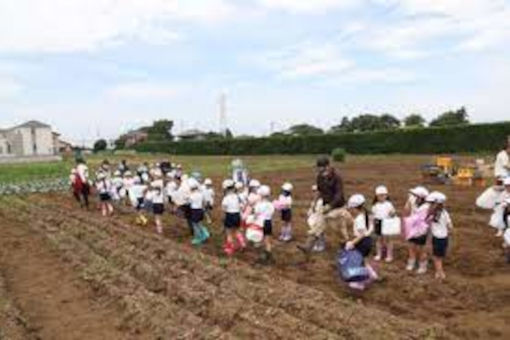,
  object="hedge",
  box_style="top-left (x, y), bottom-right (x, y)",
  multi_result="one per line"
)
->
top-left (134, 122), bottom-right (510, 155)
